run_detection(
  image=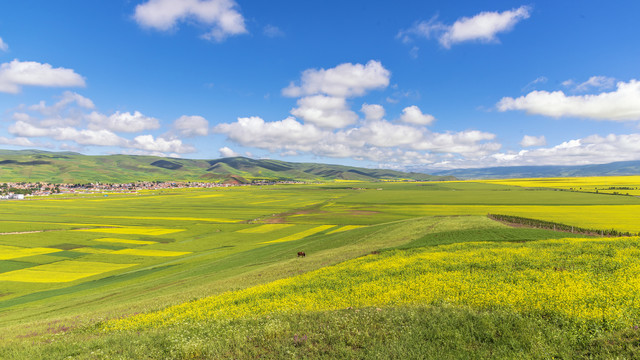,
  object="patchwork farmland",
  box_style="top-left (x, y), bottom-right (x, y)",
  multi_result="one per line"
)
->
top-left (2, 178), bottom-right (640, 358)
